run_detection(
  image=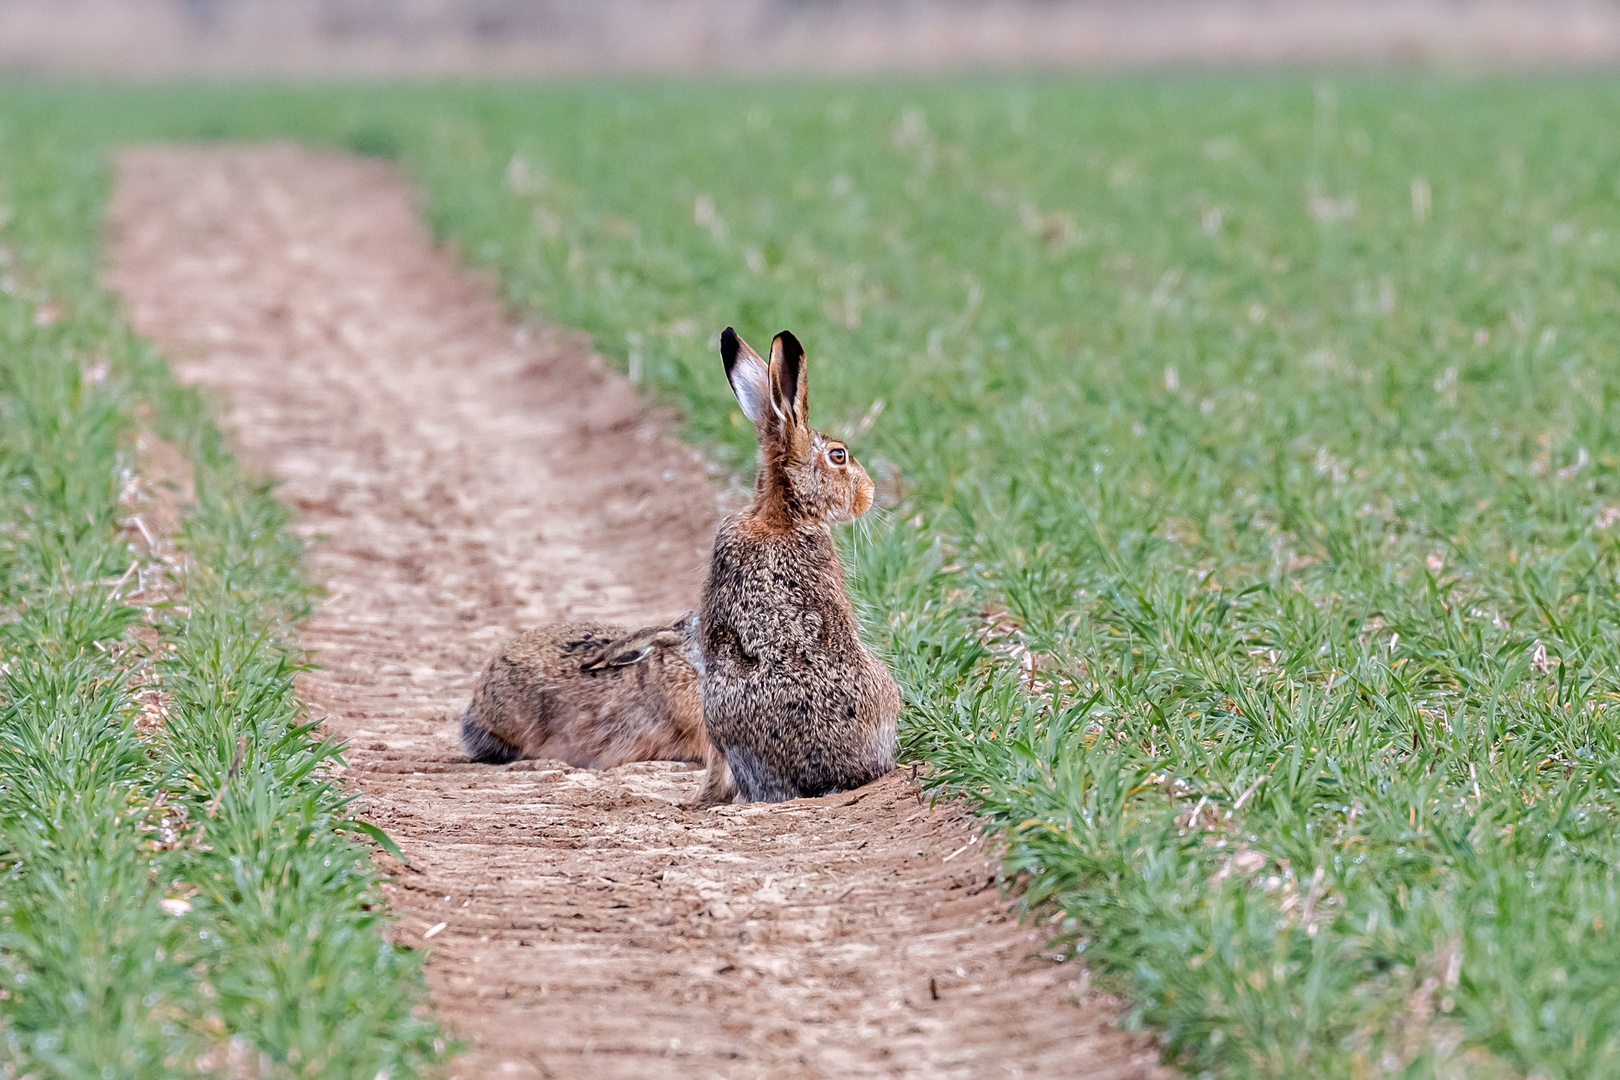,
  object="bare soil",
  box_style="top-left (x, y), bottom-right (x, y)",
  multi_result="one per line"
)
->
top-left (108, 144), bottom-right (1169, 1079)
